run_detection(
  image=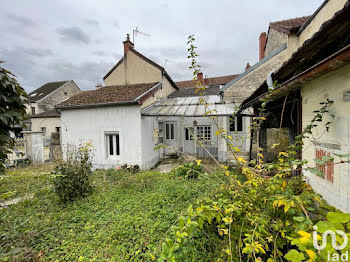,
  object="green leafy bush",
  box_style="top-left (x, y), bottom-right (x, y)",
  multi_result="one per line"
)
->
top-left (174, 161), bottom-right (203, 179)
top-left (0, 66), bottom-right (28, 173)
top-left (51, 143), bottom-right (93, 203)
